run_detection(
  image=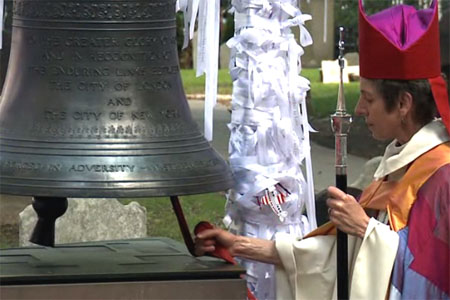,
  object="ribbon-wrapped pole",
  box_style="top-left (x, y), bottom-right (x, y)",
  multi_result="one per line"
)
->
top-left (330, 27), bottom-right (352, 300)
